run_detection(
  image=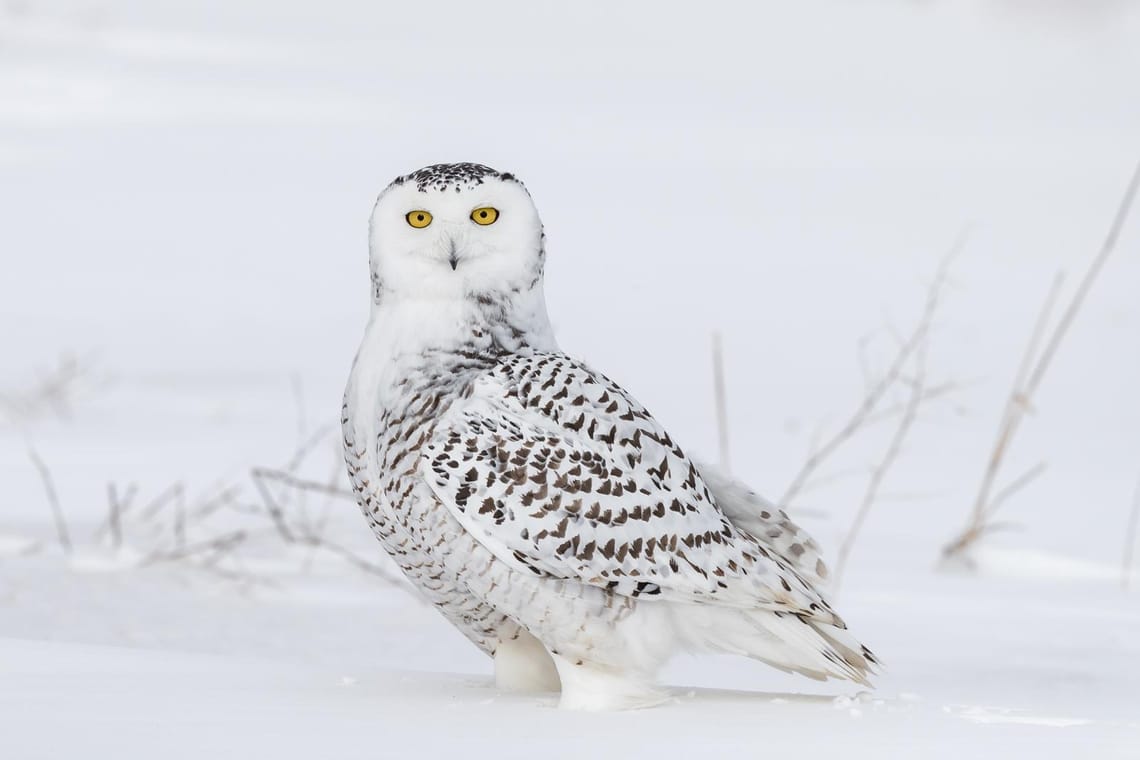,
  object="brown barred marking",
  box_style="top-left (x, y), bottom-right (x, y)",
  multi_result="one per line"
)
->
top-left (415, 352), bottom-right (844, 620)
